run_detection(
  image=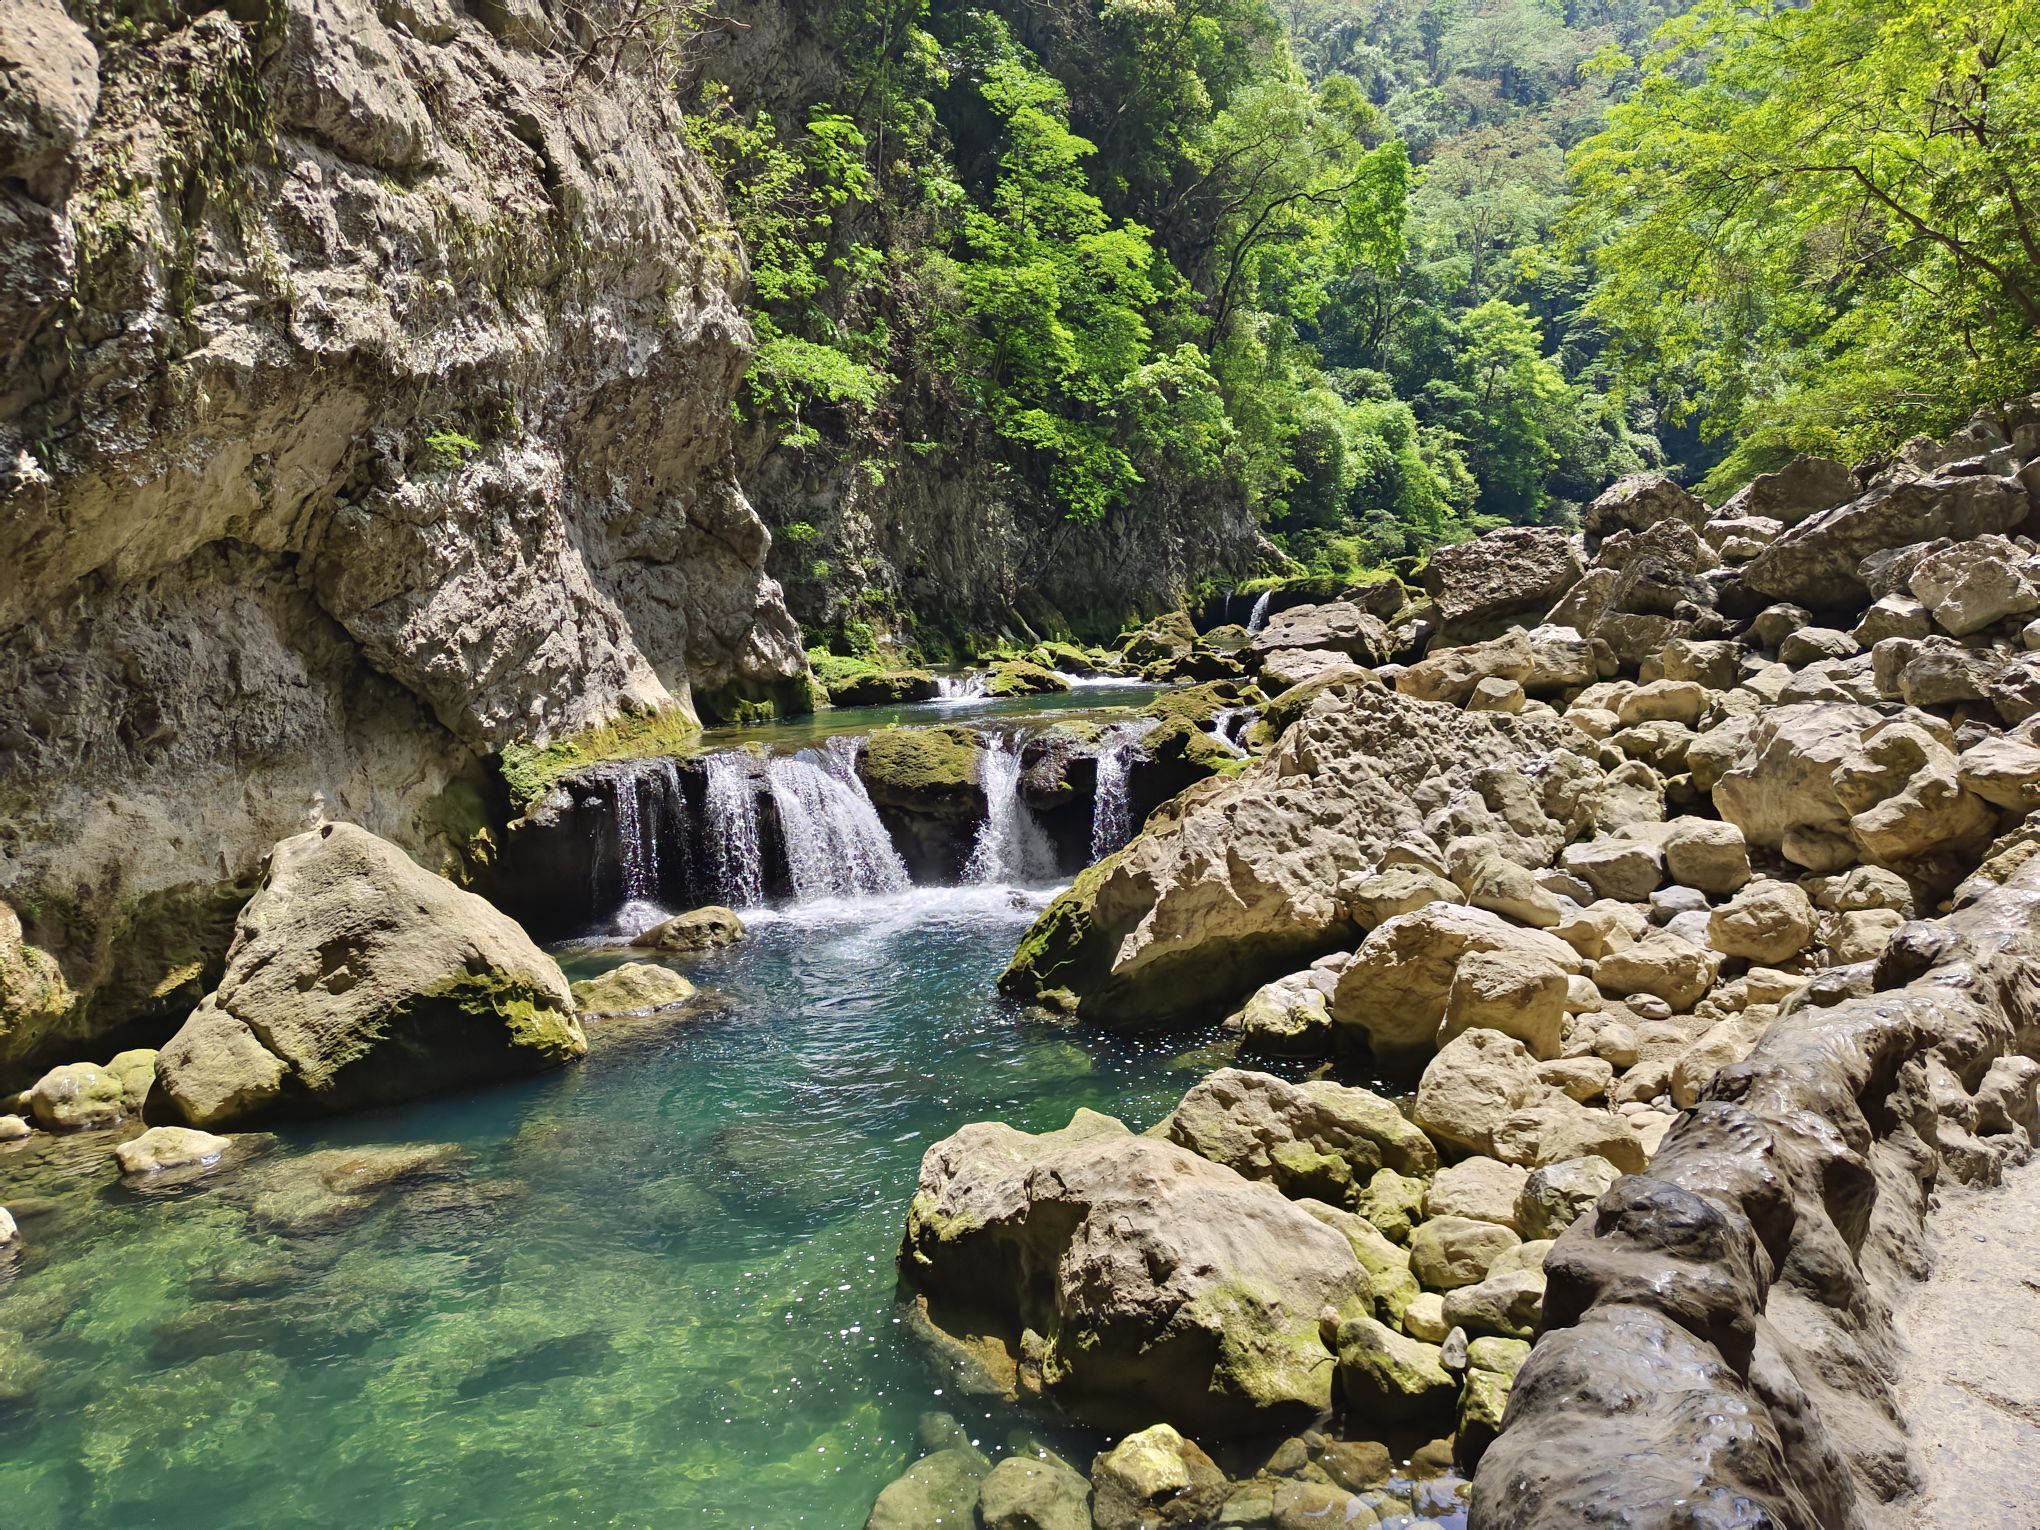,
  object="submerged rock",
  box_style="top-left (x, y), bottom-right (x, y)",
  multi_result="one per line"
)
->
top-left (633, 906), bottom-right (744, 953)
top-left (114, 1125), bottom-right (236, 1179)
top-left (152, 823), bottom-right (585, 1129)
top-left (569, 962), bottom-right (697, 1018)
